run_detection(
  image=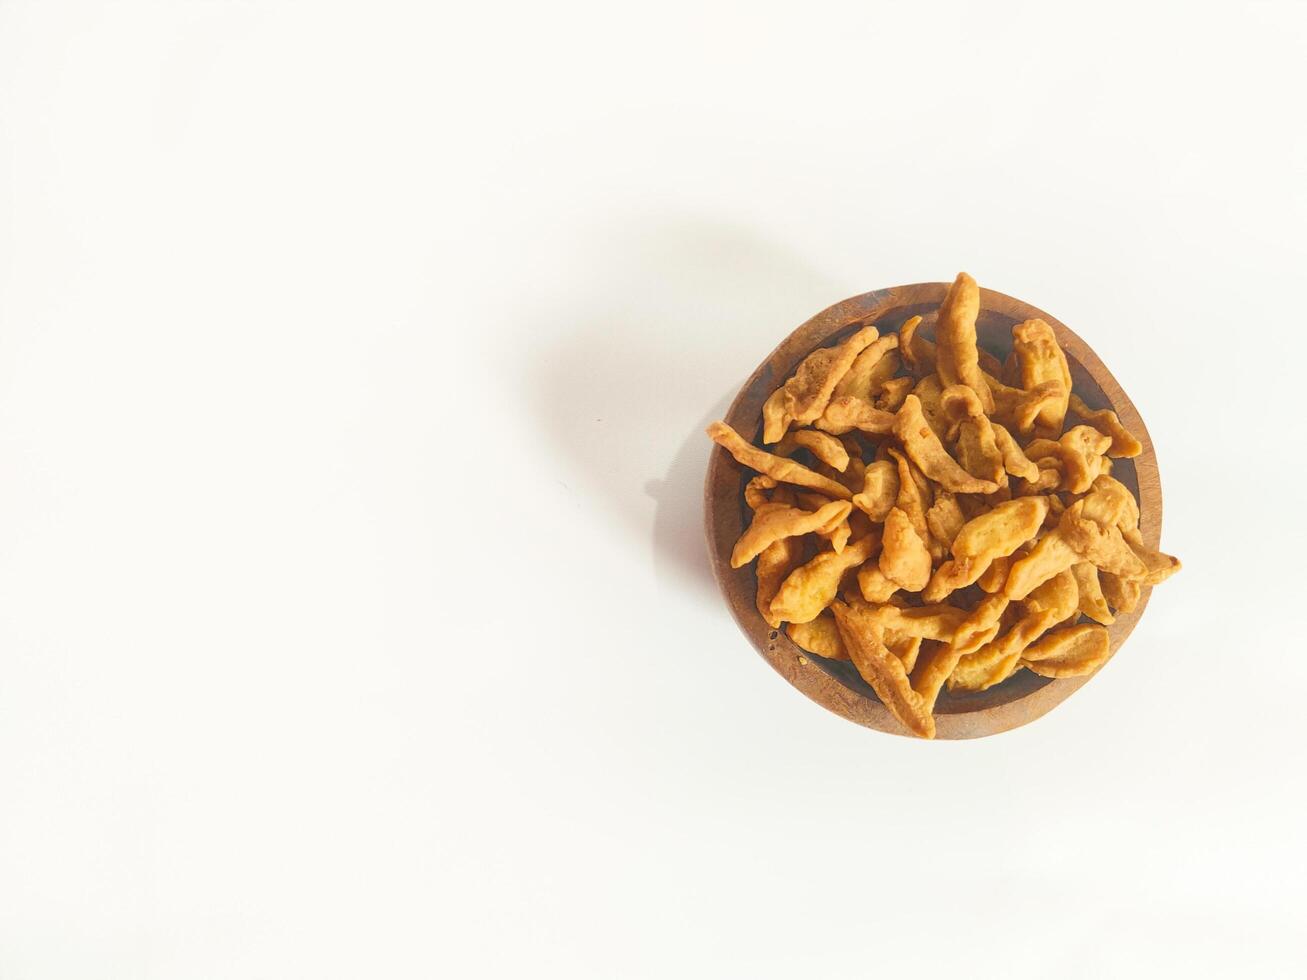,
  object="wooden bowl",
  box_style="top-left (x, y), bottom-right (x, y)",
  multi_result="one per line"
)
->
top-left (703, 282), bottom-right (1163, 739)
